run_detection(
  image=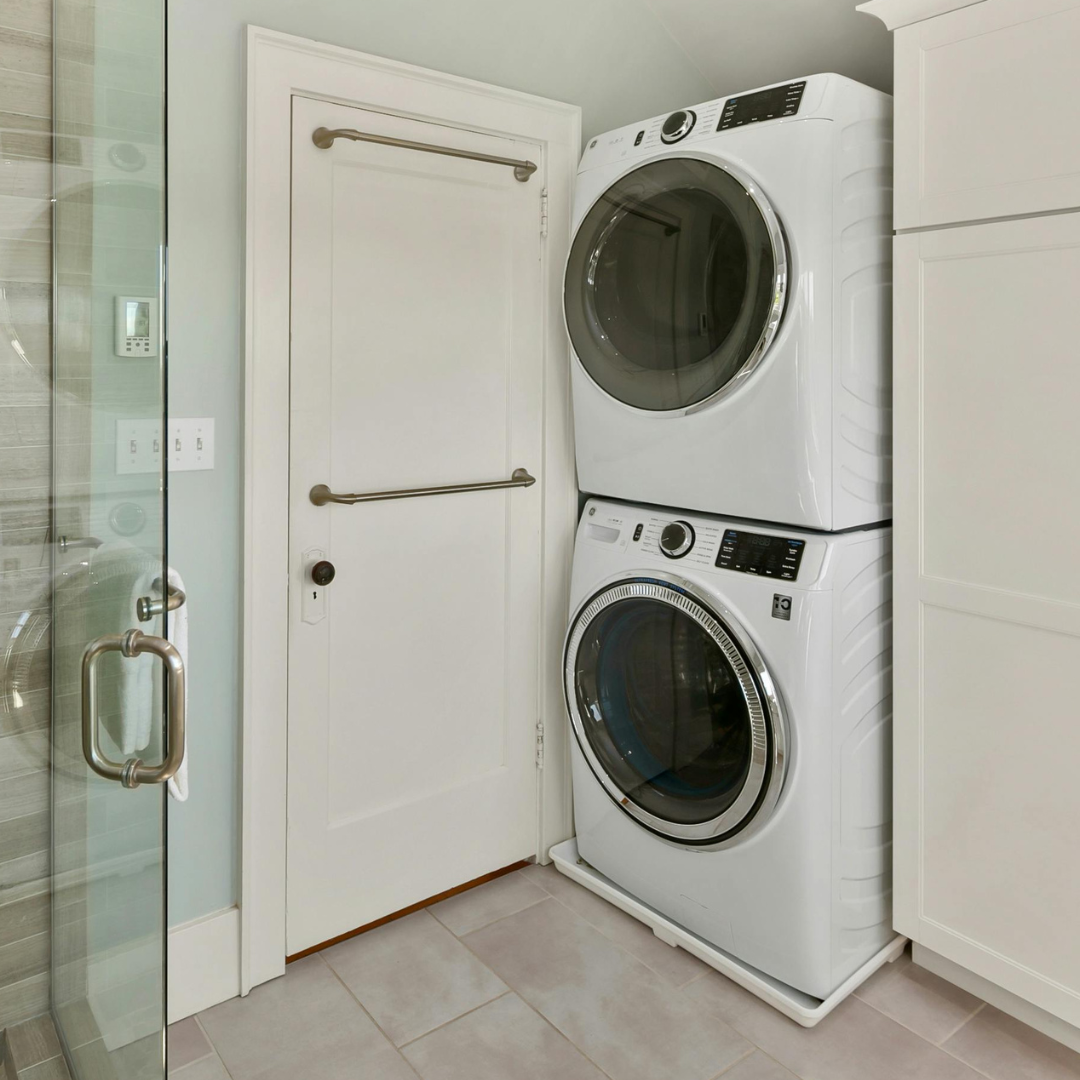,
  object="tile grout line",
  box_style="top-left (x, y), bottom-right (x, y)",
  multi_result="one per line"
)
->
top-left (450, 898), bottom-right (621, 1080)
top-left (190, 1011), bottom-right (236, 1080)
top-left (810, 994), bottom-right (999, 1080)
top-left (521, 868), bottom-right (710, 991)
top-left (313, 952), bottom-right (425, 1080)
top-left (471, 873), bottom-right (753, 1077)
top-left (678, 968), bottom-right (713, 992)
top-left (429, 891), bottom-right (549, 941)
top-left (395, 990), bottom-right (516, 1051)
top-left (854, 990), bottom-right (992, 1067)
top-left (936, 1000), bottom-right (987, 1047)
top-left (705, 1043), bottom-right (758, 1079)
